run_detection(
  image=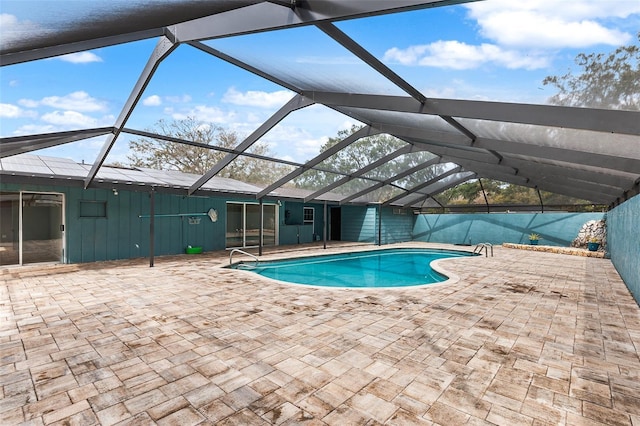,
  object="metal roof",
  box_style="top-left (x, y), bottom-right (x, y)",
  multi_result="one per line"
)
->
top-left (1, 154), bottom-right (341, 201)
top-left (1, 0), bottom-right (639, 209)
